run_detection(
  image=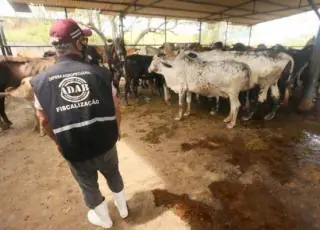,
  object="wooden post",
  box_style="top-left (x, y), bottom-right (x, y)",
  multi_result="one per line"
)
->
top-left (64, 8), bottom-right (68, 18)
top-left (299, 25), bottom-right (320, 111)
